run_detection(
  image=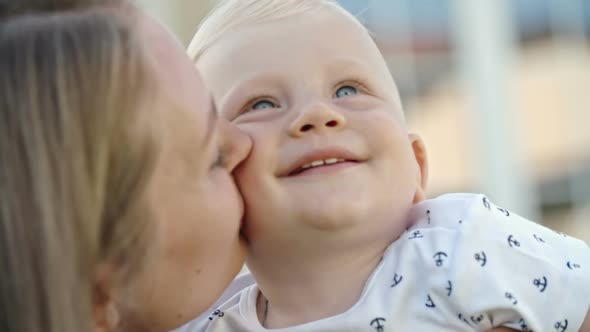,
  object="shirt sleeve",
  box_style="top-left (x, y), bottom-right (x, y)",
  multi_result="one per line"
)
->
top-left (414, 194), bottom-right (590, 332)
